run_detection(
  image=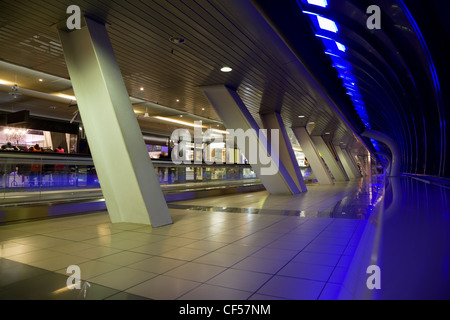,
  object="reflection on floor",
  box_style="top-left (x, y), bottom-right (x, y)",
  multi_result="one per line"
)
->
top-left (0, 176), bottom-right (448, 300)
top-left (168, 178), bottom-right (383, 219)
